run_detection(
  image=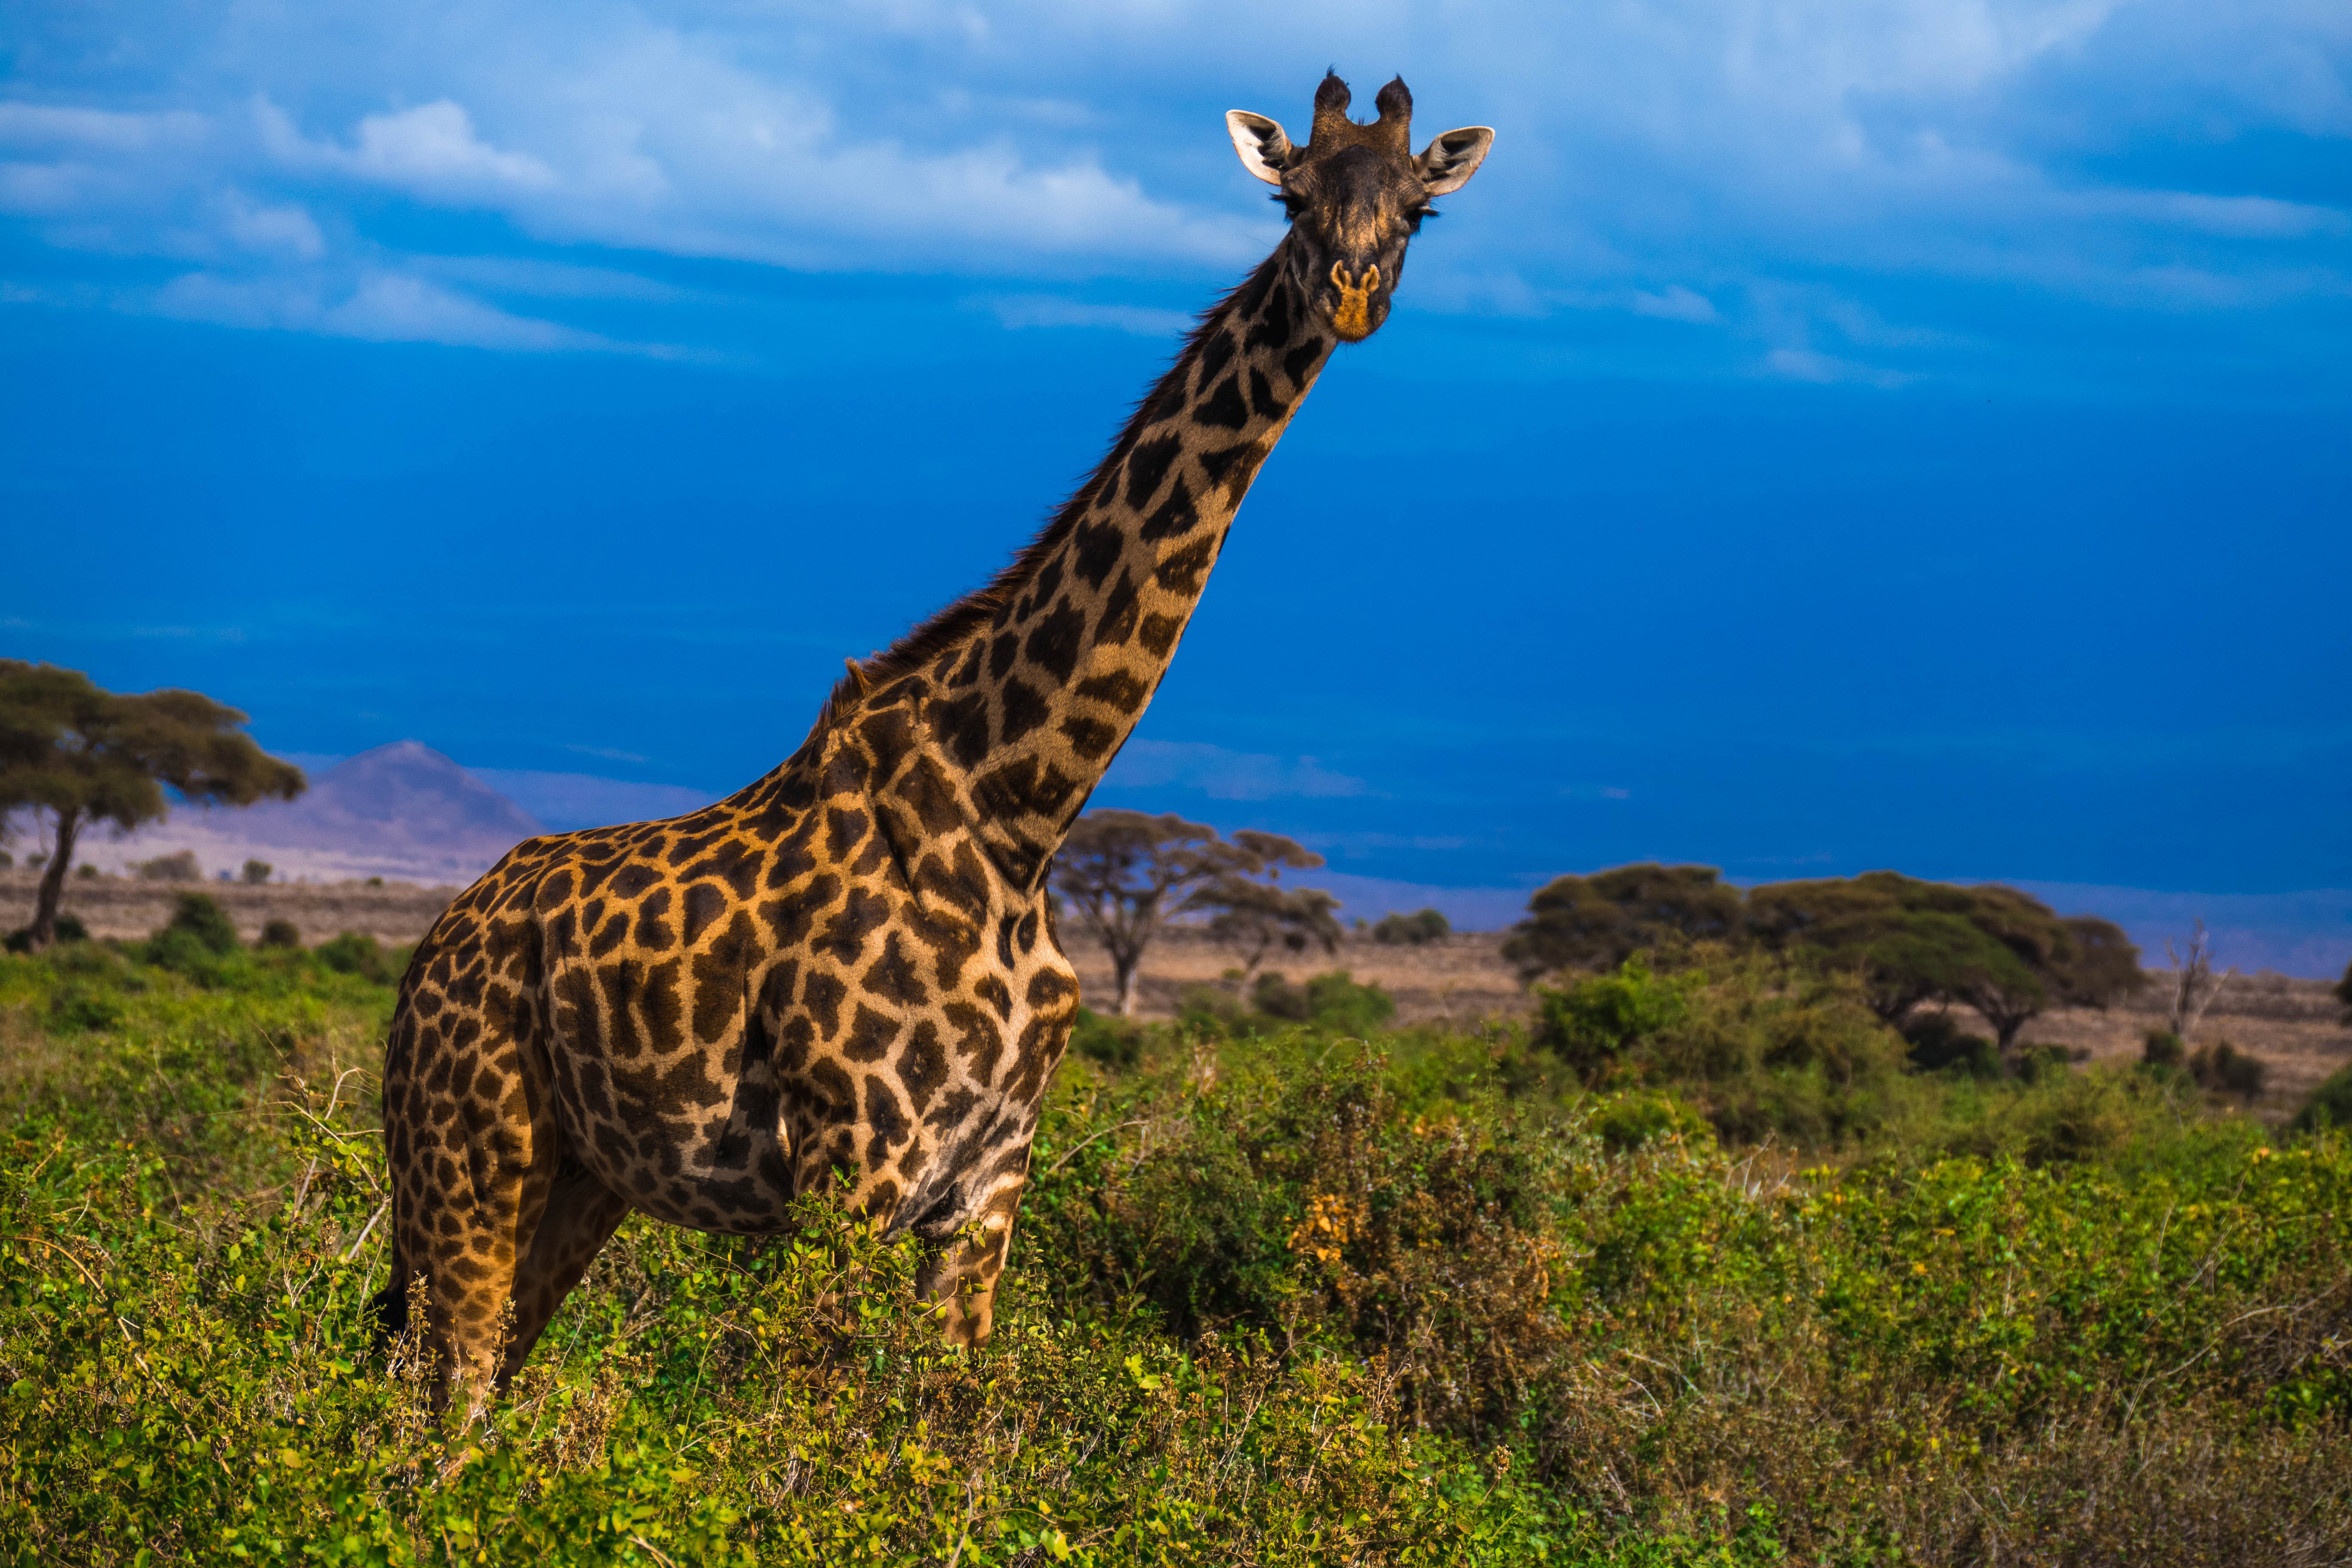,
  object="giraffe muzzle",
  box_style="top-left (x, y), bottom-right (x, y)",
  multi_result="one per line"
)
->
top-left (1326, 261), bottom-right (1383, 341)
